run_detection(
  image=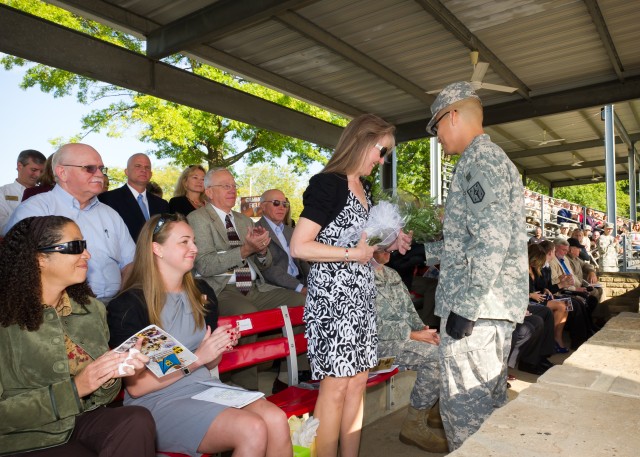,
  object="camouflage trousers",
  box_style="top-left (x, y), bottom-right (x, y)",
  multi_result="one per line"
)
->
top-left (378, 339), bottom-right (439, 410)
top-left (438, 317), bottom-right (515, 450)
